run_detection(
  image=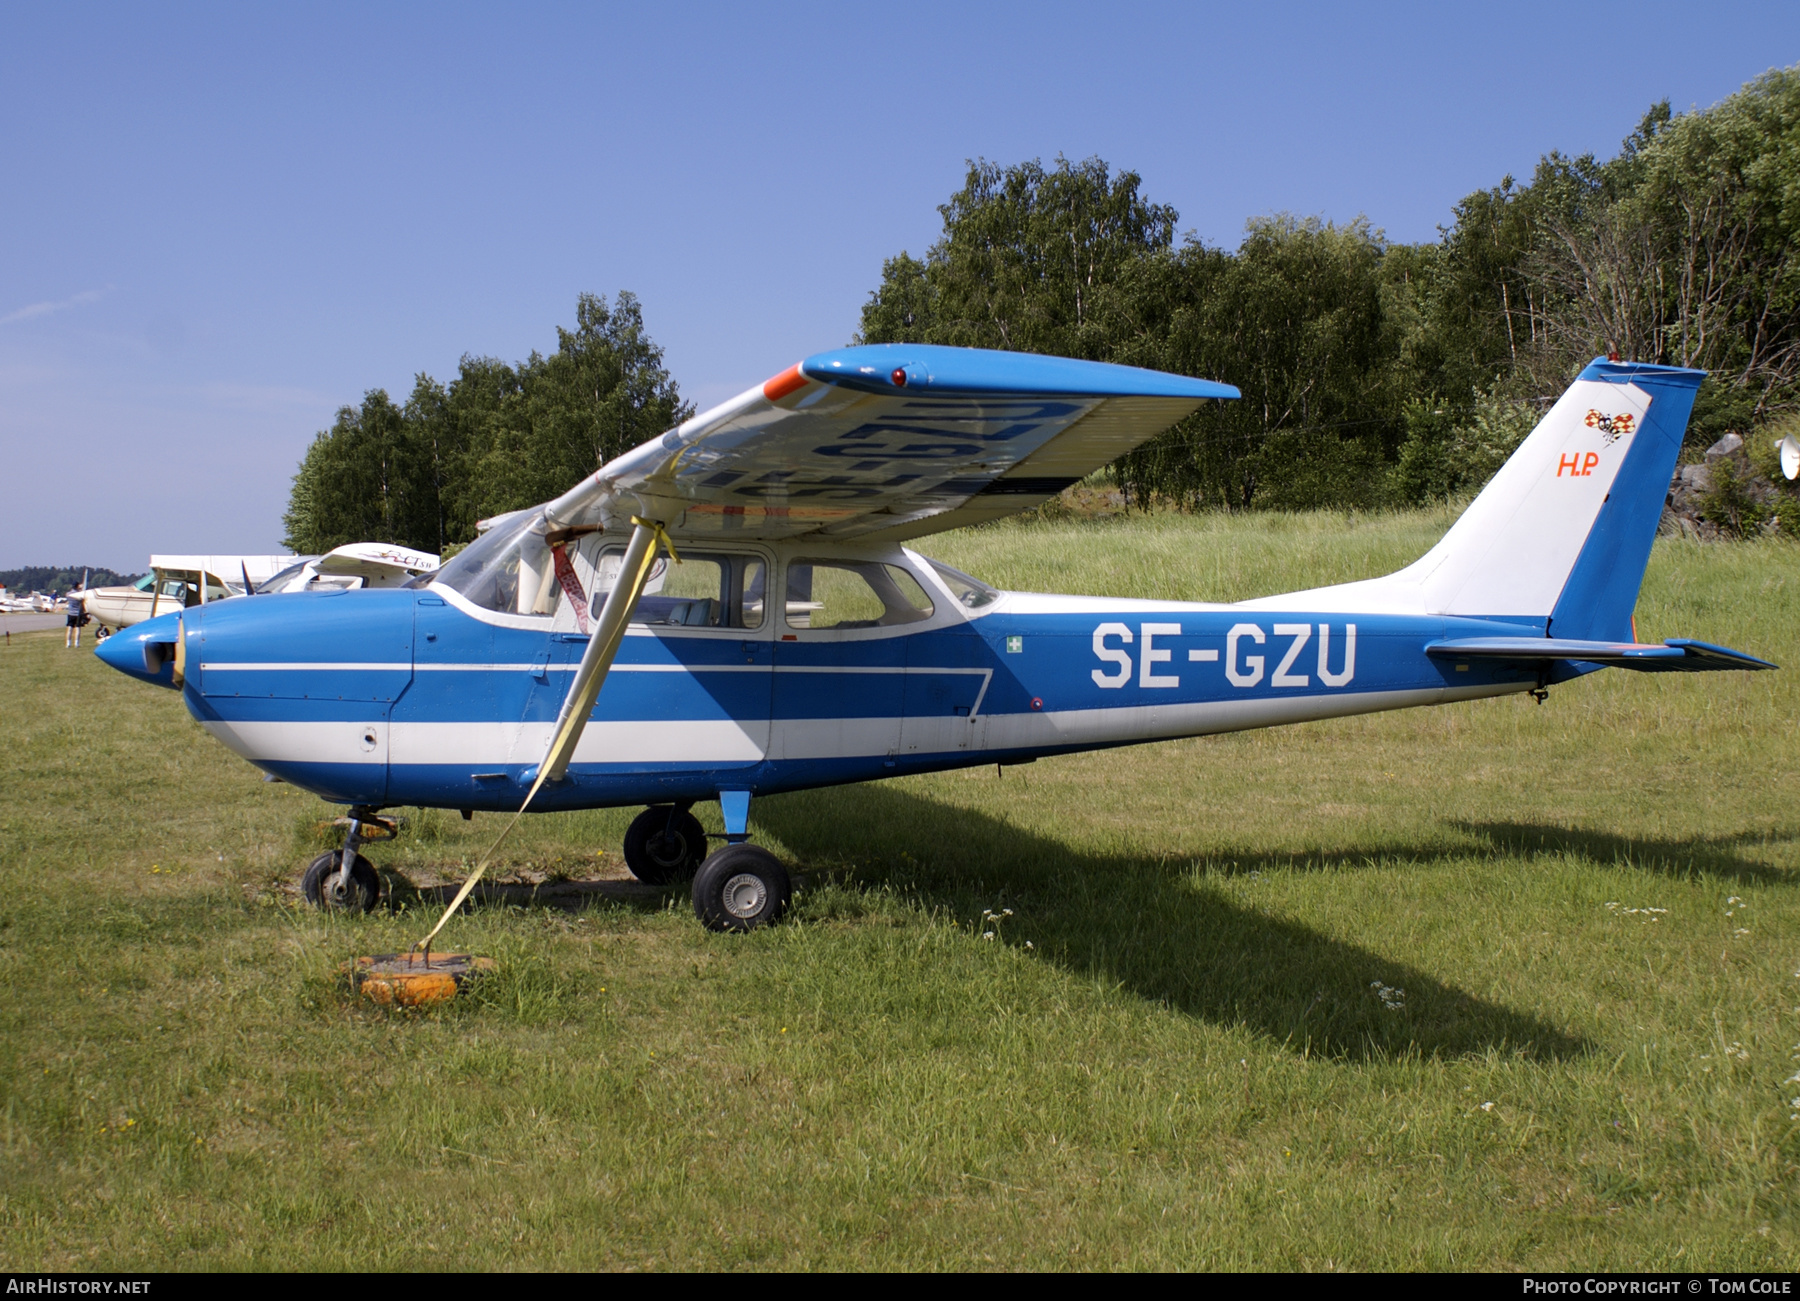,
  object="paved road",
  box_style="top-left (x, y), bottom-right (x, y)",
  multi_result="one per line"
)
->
top-left (0, 613), bottom-right (73, 635)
